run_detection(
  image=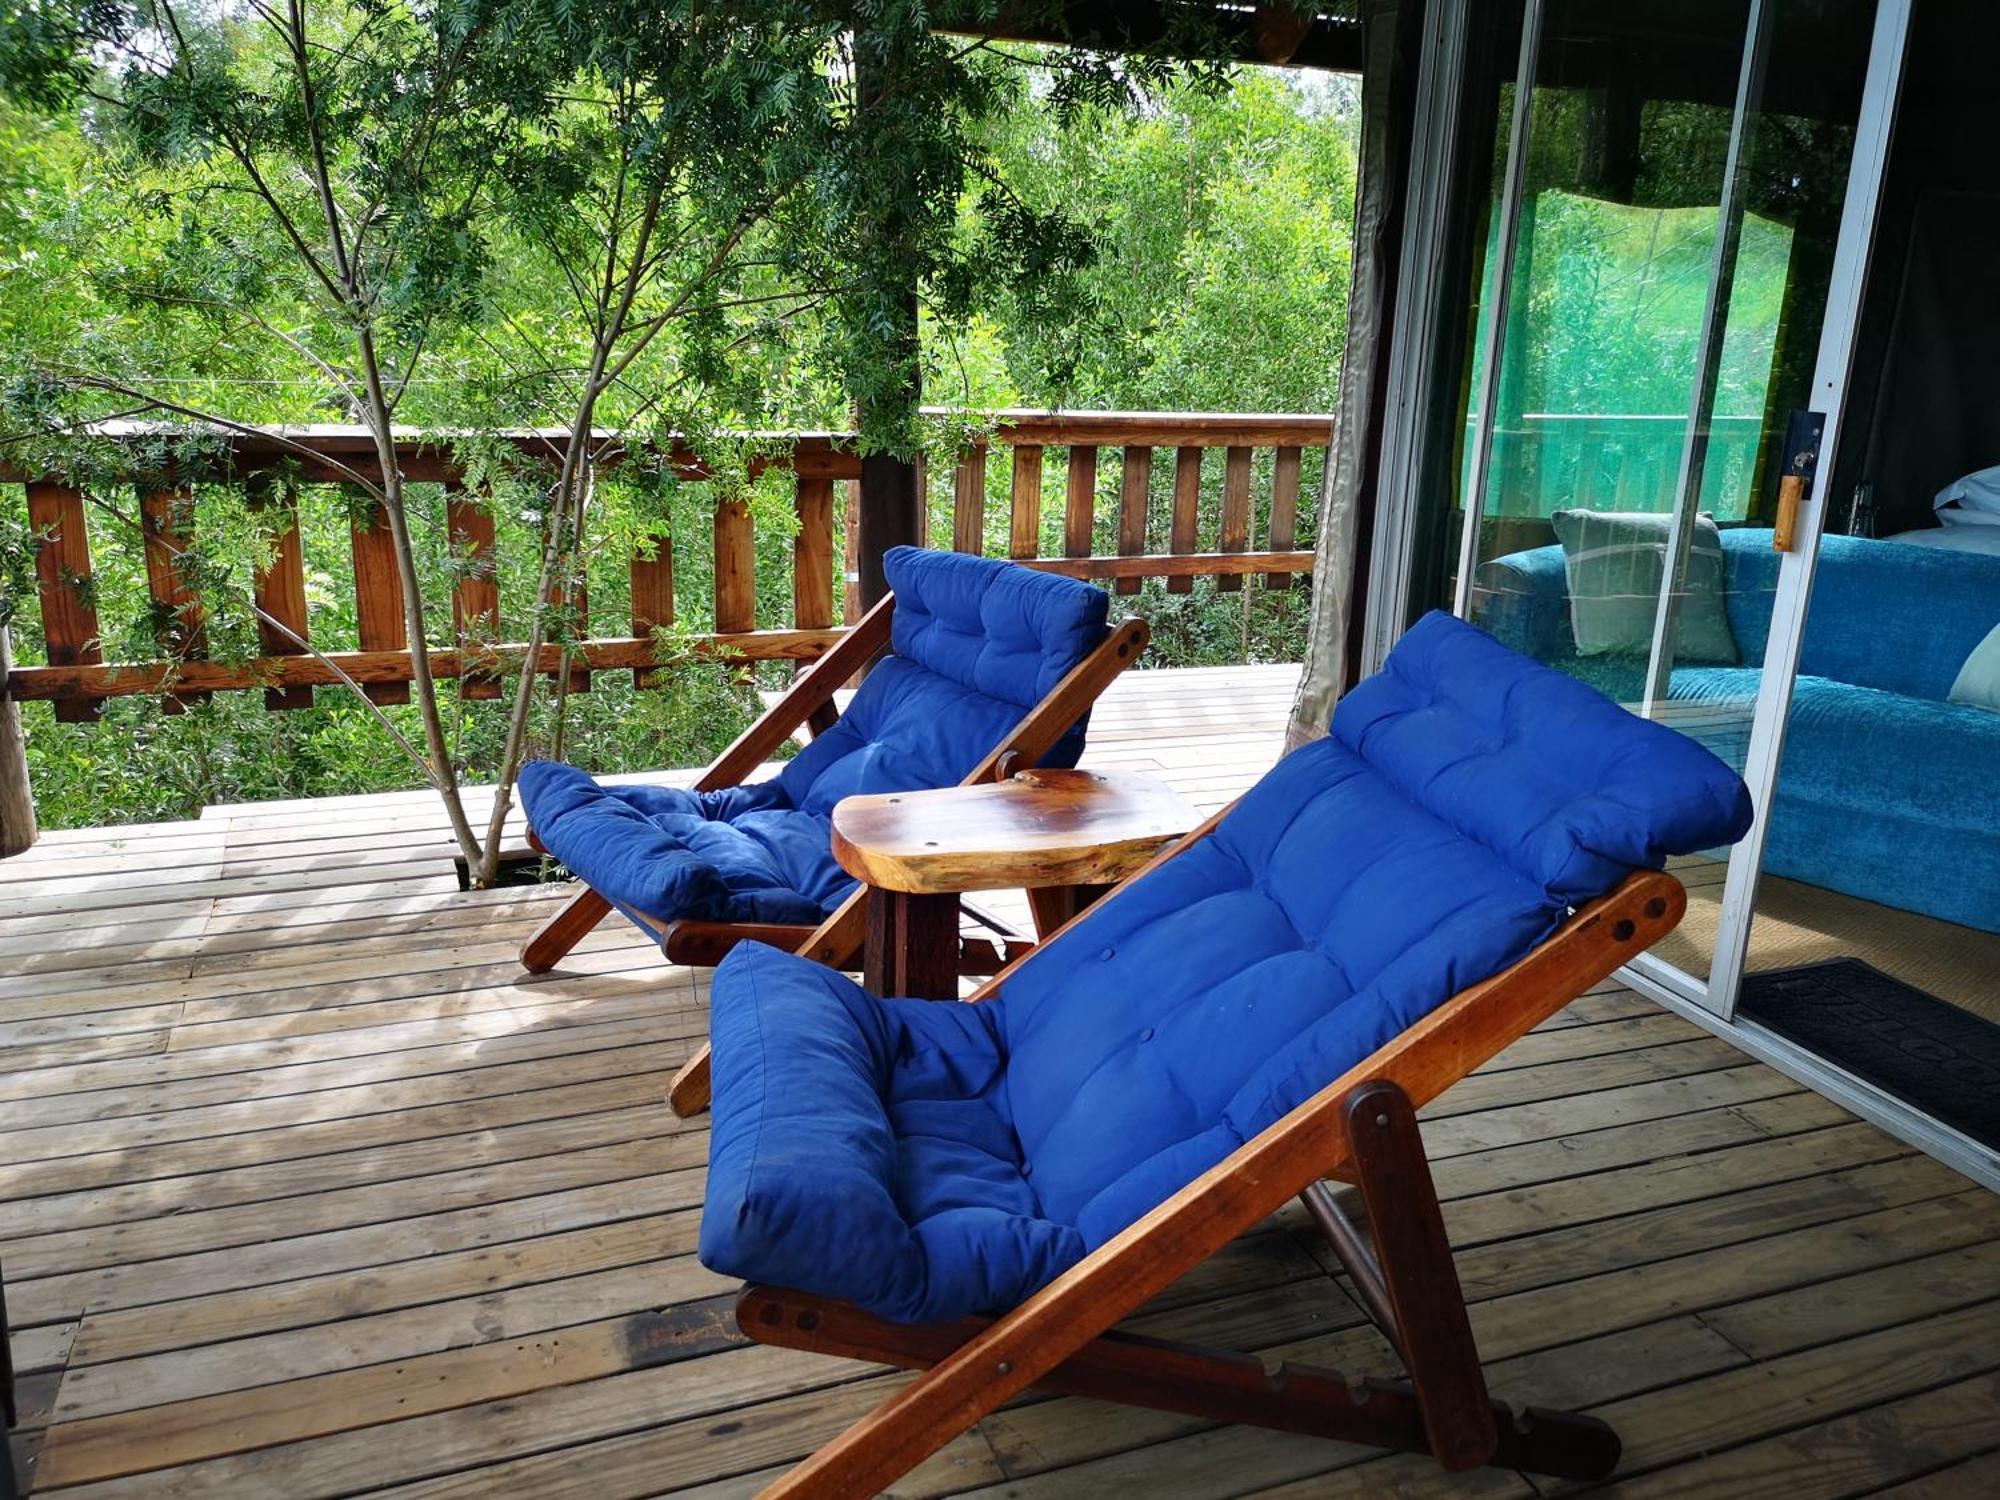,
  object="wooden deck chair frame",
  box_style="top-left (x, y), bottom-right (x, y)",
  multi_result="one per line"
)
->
top-left (726, 798), bottom-right (1688, 1497)
top-left (518, 590), bottom-right (1151, 1115)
